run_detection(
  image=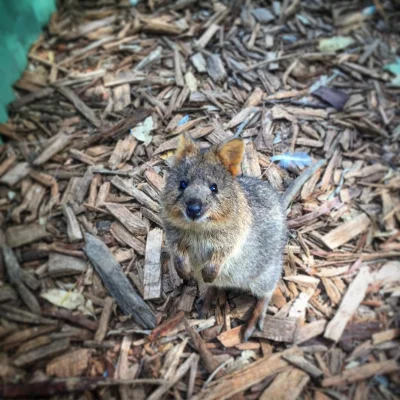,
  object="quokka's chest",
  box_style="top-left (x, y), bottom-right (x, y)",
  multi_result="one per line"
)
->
top-left (185, 236), bottom-right (214, 267)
